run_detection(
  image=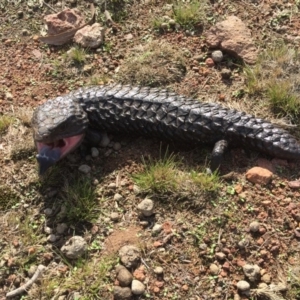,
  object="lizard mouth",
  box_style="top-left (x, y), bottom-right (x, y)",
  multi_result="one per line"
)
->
top-left (36, 134), bottom-right (84, 175)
